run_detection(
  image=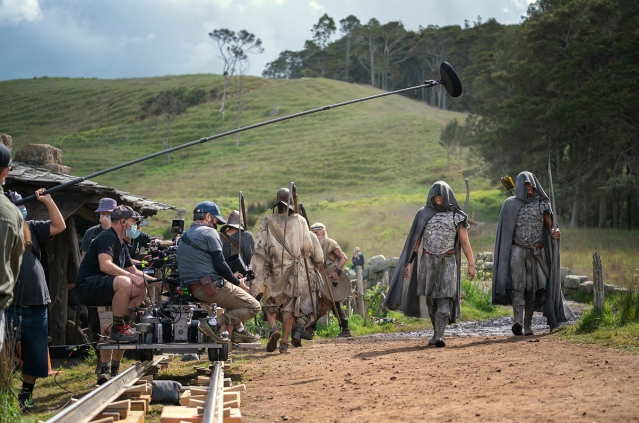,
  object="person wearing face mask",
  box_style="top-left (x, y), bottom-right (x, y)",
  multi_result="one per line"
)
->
top-left (384, 181), bottom-right (476, 347)
top-left (75, 205), bottom-right (159, 344)
top-left (0, 144), bottom-right (24, 355)
top-left (4, 188), bottom-right (65, 410)
top-left (178, 201), bottom-right (261, 344)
